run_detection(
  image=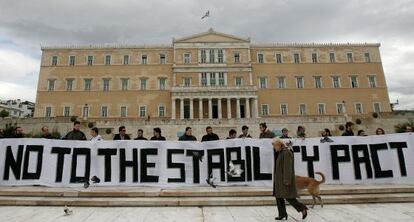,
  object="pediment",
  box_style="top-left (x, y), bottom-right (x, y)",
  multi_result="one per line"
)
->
top-left (174, 28), bottom-right (250, 43)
